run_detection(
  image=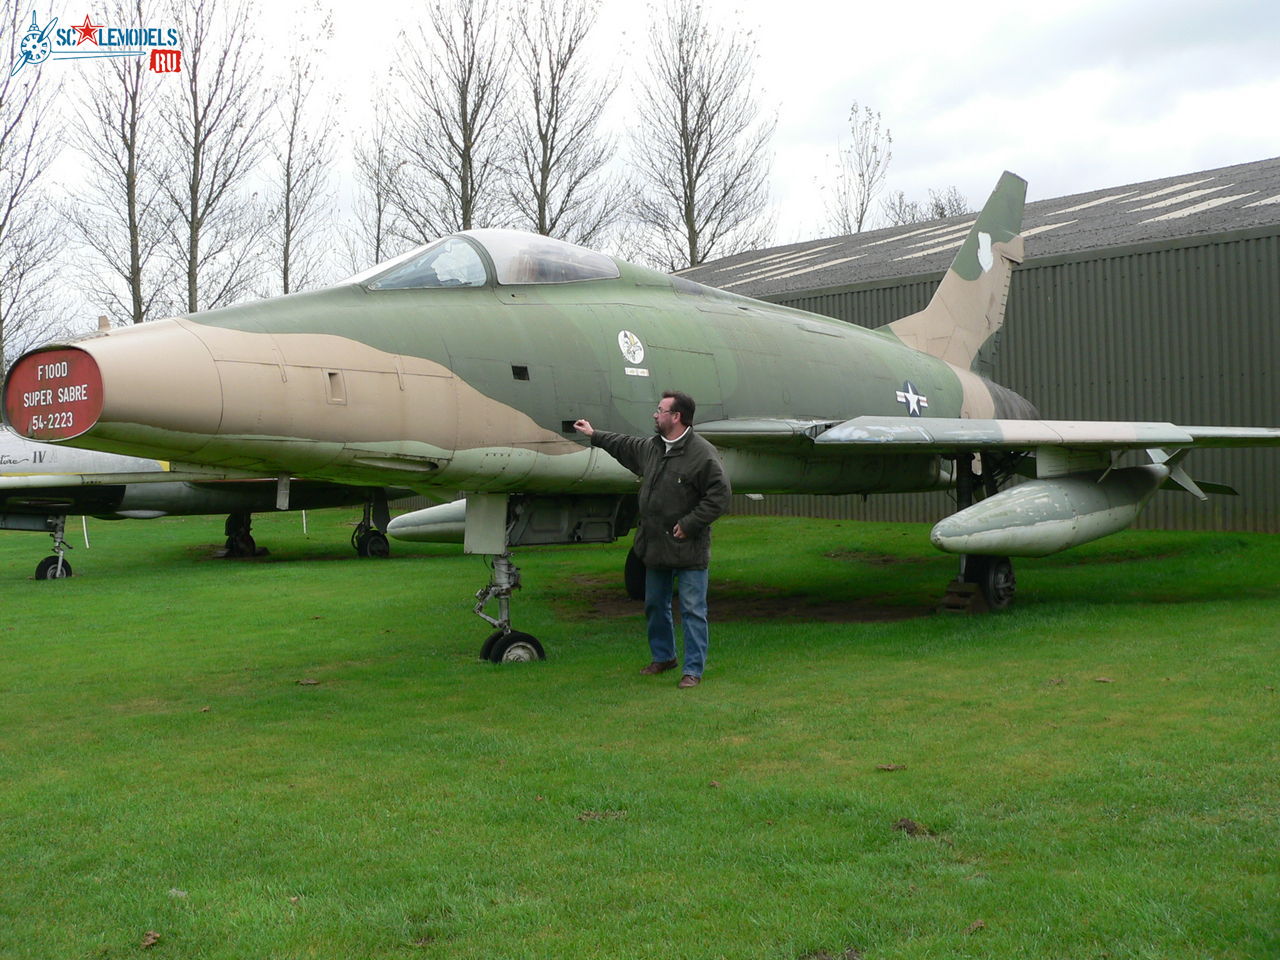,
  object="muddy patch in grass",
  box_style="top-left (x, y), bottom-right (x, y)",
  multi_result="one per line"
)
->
top-left (557, 575), bottom-right (929, 623)
top-left (825, 549), bottom-right (933, 565)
